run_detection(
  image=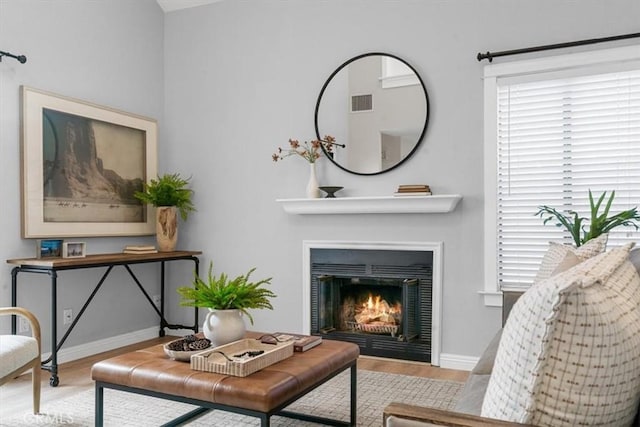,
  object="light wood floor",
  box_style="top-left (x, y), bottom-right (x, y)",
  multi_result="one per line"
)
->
top-left (0, 336), bottom-right (468, 420)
